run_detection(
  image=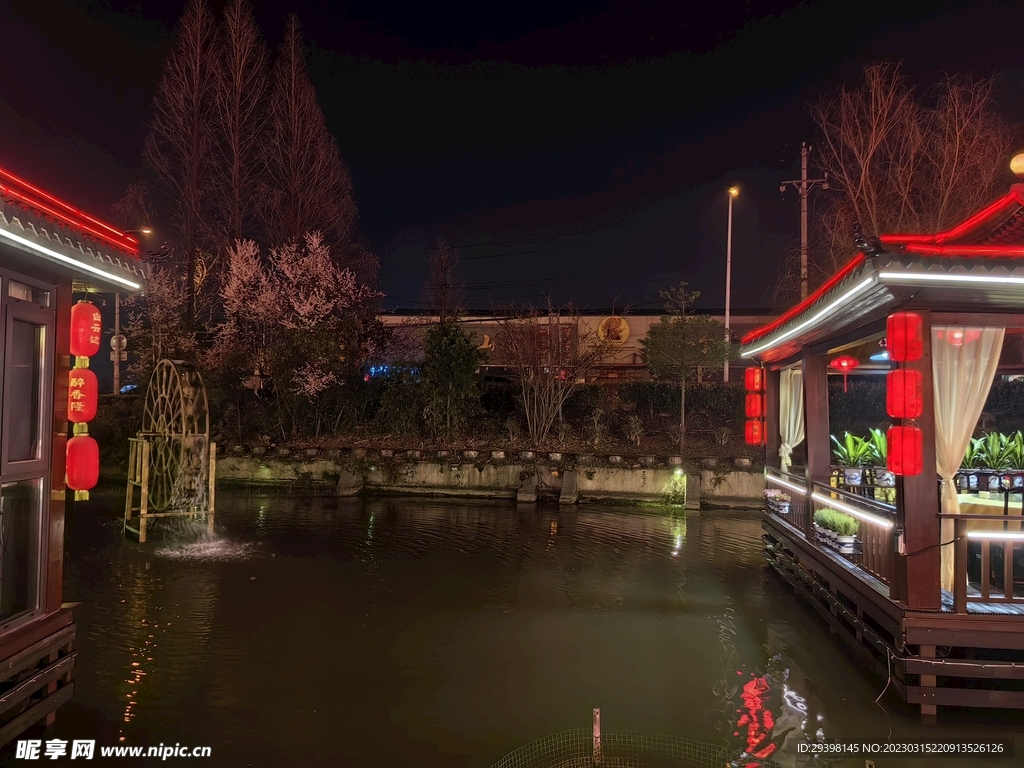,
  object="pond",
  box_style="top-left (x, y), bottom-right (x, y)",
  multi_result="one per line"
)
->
top-left (3, 491), bottom-right (1020, 767)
